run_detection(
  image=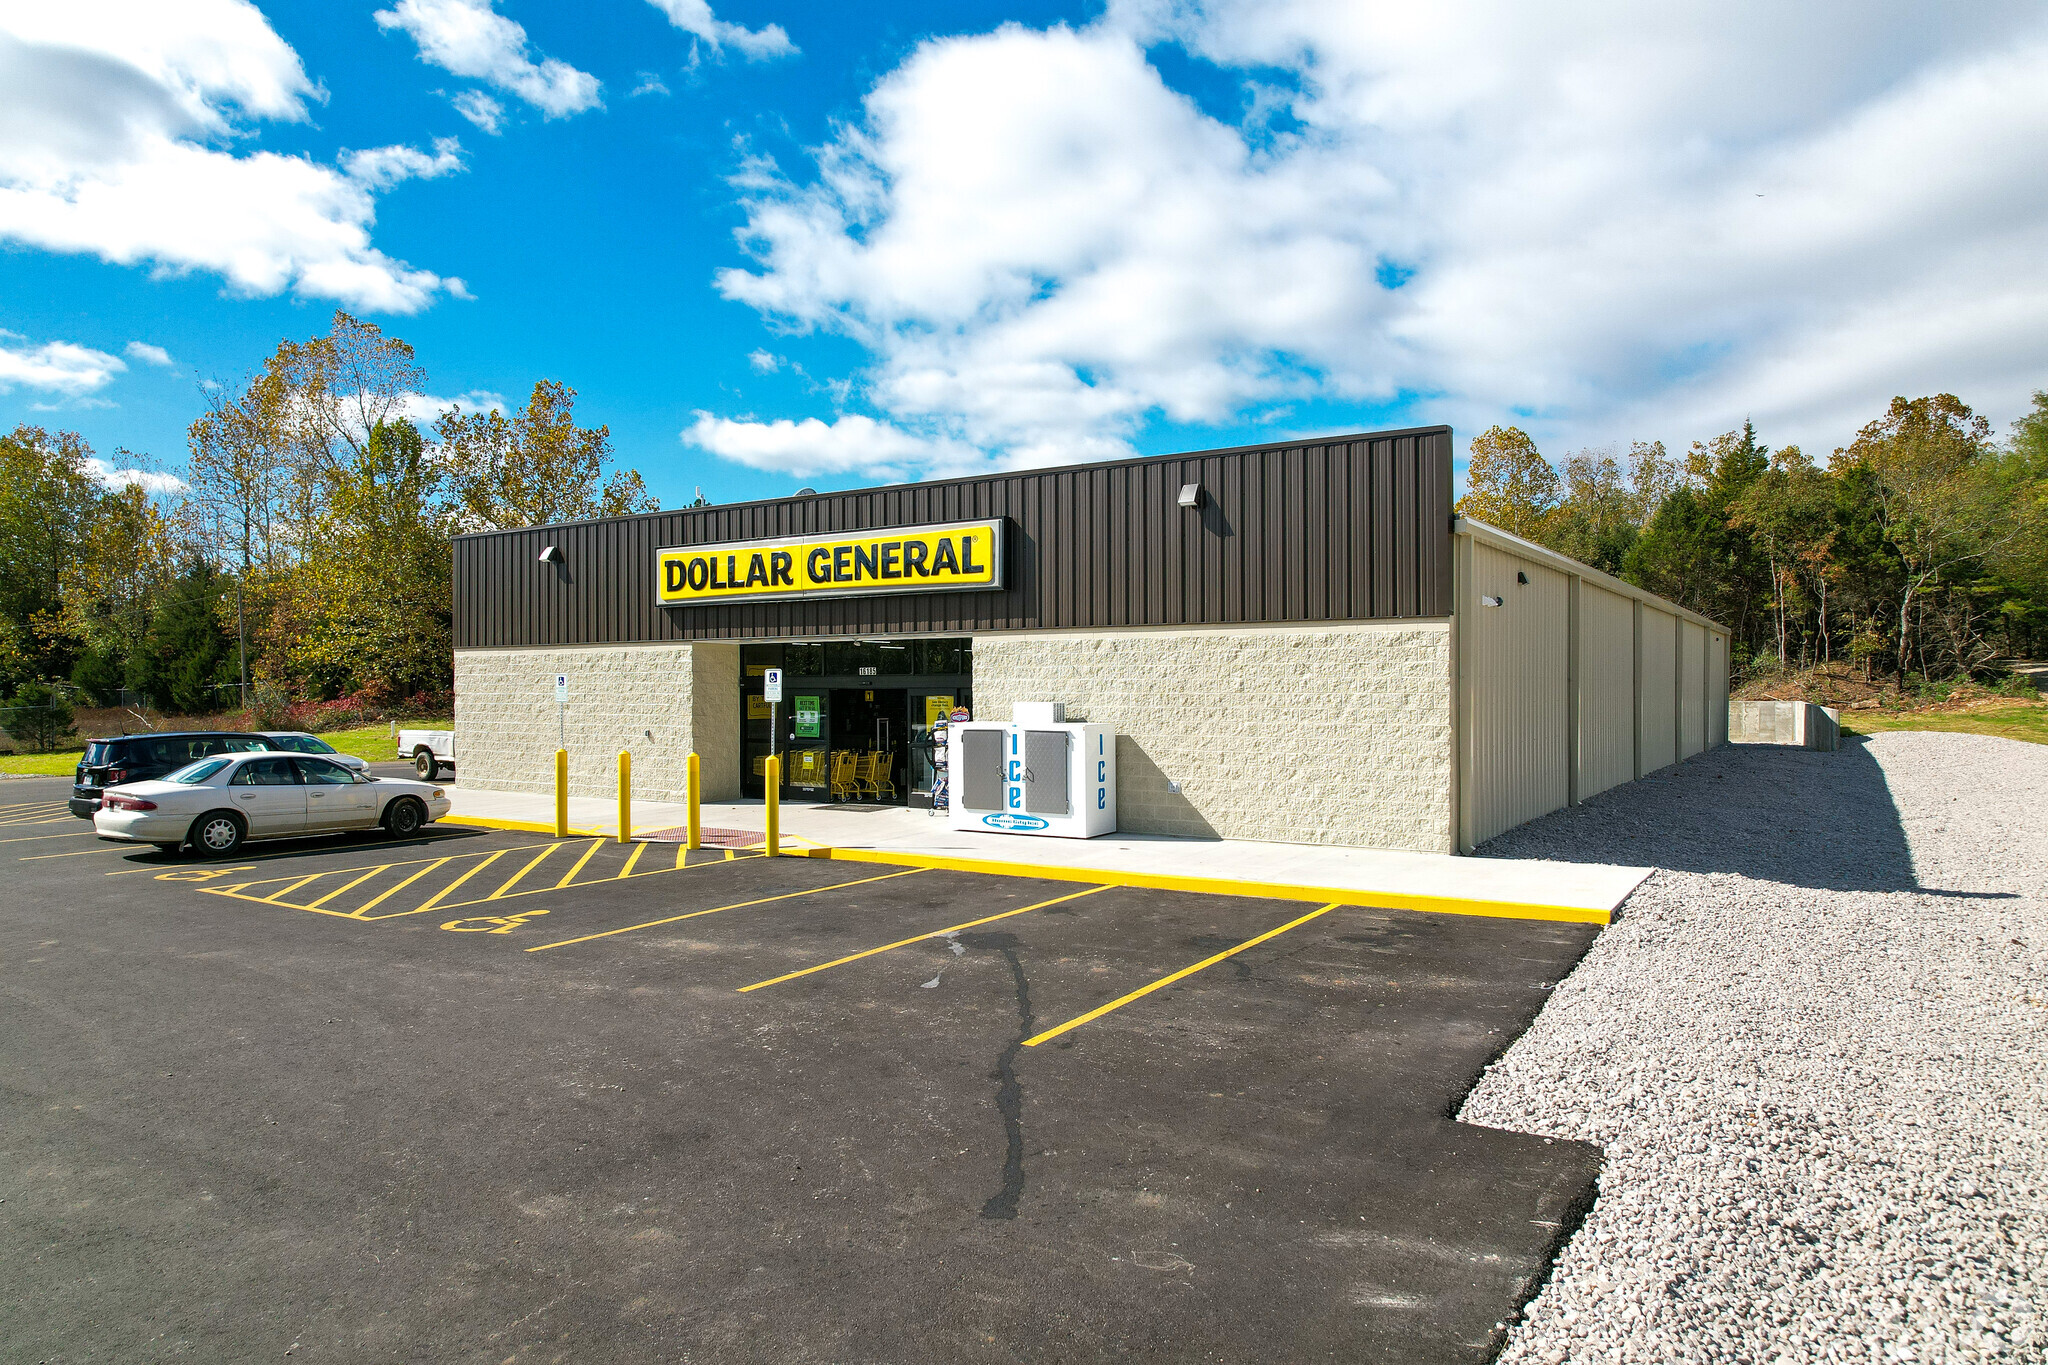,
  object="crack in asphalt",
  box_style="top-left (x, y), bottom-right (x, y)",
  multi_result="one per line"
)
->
top-left (961, 930), bottom-right (1032, 1221)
